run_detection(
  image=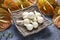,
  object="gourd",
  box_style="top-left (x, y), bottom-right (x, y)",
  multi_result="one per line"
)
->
top-left (47, 0), bottom-right (58, 8)
top-left (4, 0), bottom-right (35, 11)
top-left (4, 0), bottom-right (20, 11)
top-left (0, 8), bottom-right (11, 31)
top-left (37, 0), bottom-right (55, 16)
